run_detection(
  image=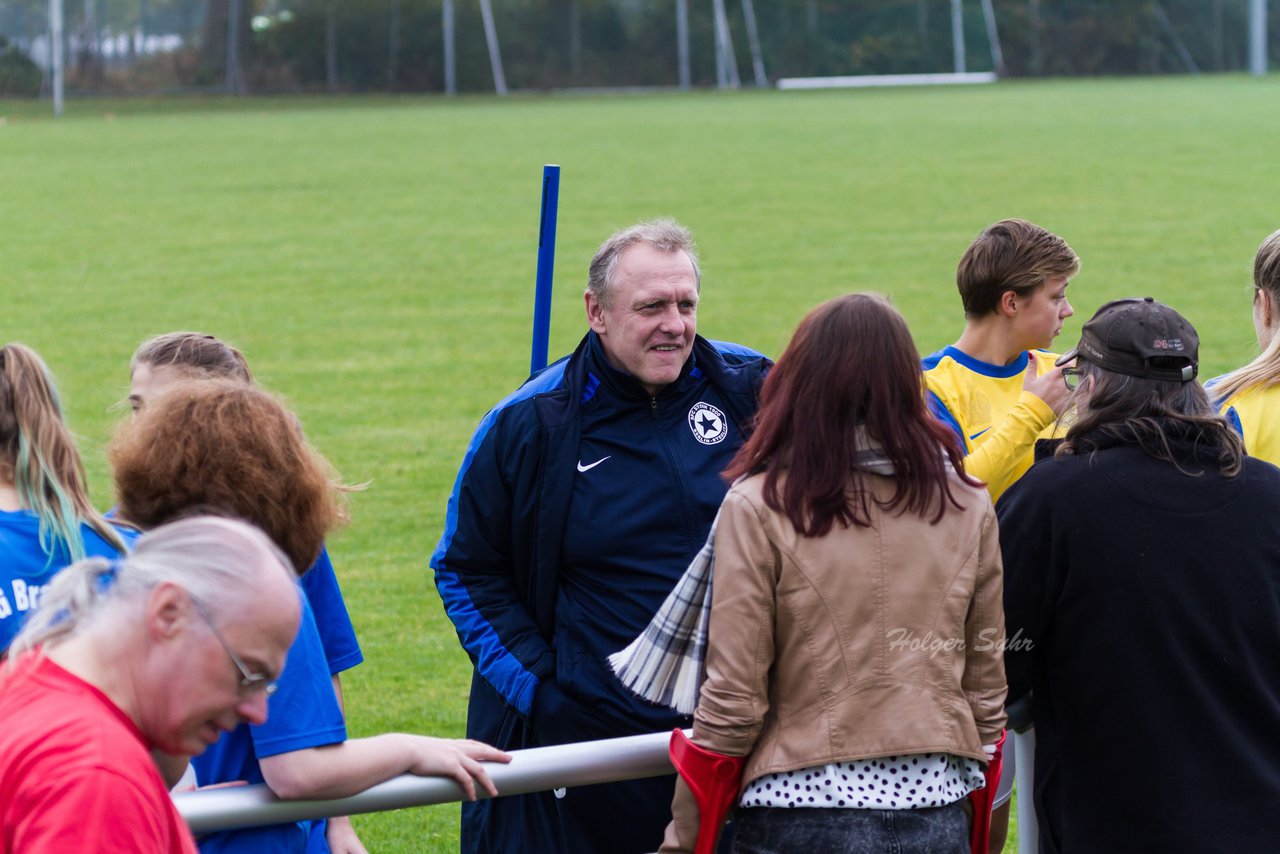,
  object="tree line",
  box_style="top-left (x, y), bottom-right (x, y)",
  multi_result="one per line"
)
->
top-left (1, 0), bottom-right (1275, 96)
